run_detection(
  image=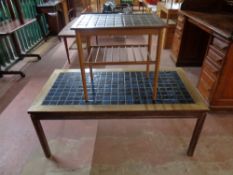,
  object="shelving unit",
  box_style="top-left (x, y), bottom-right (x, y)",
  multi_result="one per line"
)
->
top-left (0, 0), bottom-right (48, 77)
